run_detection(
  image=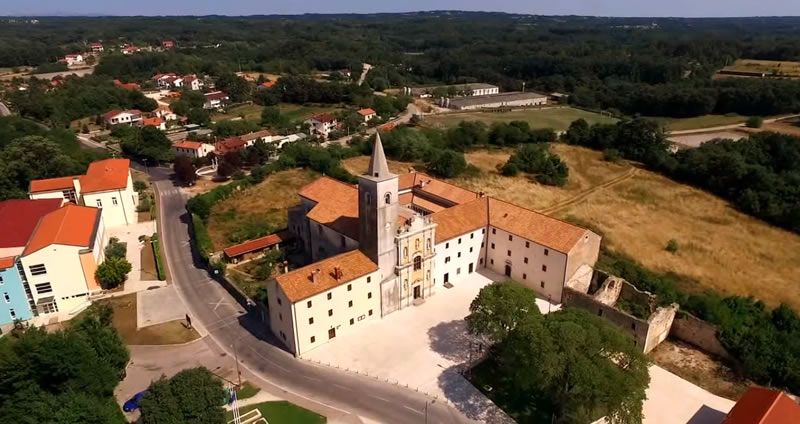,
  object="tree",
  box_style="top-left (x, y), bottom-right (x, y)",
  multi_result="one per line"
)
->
top-left (139, 368), bottom-right (225, 424)
top-left (243, 140), bottom-right (276, 166)
top-left (216, 152), bottom-right (242, 178)
top-left (563, 118), bottom-right (590, 145)
top-left (95, 257), bottom-right (132, 289)
top-left (215, 73), bottom-right (252, 103)
top-left (186, 108), bottom-right (211, 126)
top-left (502, 144), bottom-right (569, 186)
top-left (104, 237), bottom-right (127, 260)
top-left (425, 149), bottom-right (467, 178)
top-left (260, 106), bottom-right (284, 127)
top-left (746, 116), bottom-right (764, 128)
top-left (0, 136), bottom-right (84, 200)
top-left (117, 126), bottom-right (174, 163)
top-left (466, 280), bottom-right (543, 343)
top-left (174, 155), bottom-right (198, 185)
